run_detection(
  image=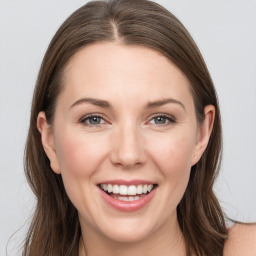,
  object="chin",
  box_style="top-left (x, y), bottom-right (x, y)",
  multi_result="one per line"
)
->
top-left (102, 226), bottom-right (152, 244)
top-left (82, 214), bottom-right (152, 244)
